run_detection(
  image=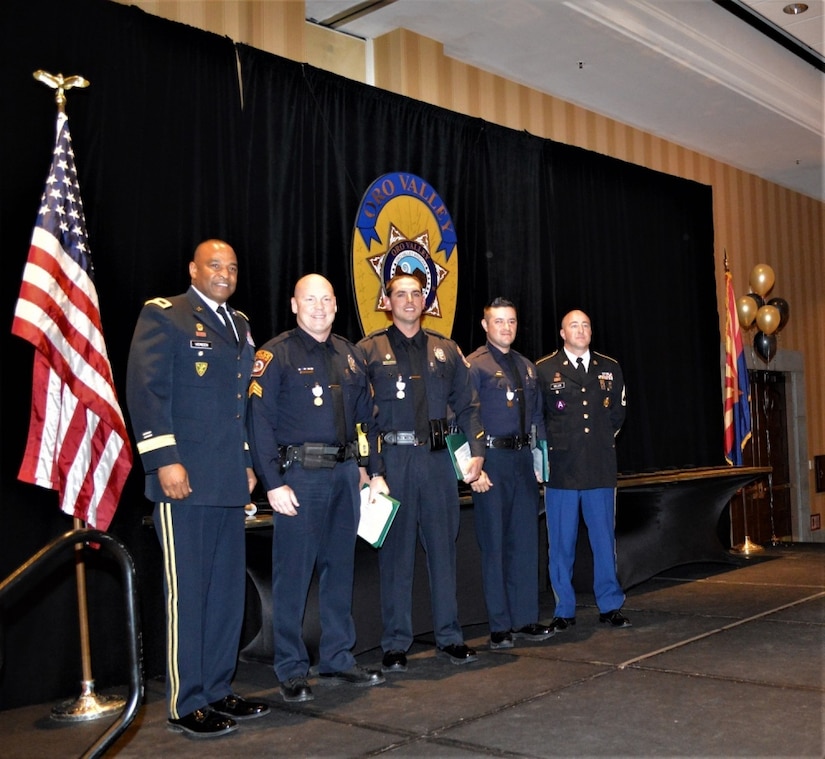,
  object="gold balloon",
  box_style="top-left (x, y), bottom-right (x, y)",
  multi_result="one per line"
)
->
top-left (736, 295), bottom-right (757, 327)
top-left (756, 304), bottom-right (780, 335)
top-left (749, 264), bottom-right (775, 297)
